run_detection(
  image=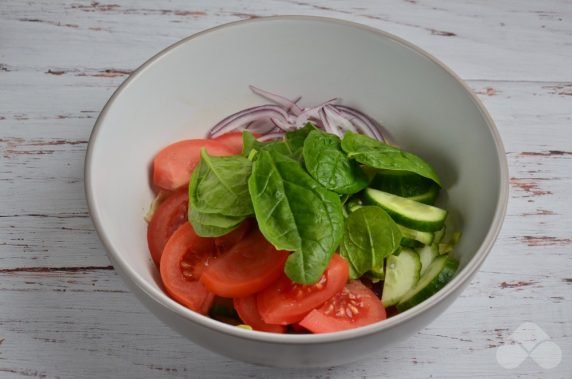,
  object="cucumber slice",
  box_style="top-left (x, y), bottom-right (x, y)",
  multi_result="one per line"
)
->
top-left (438, 231), bottom-right (462, 255)
top-left (396, 256), bottom-right (458, 312)
top-left (401, 237), bottom-right (423, 249)
top-left (407, 185), bottom-right (439, 205)
top-left (398, 224), bottom-right (434, 245)
top-left (382, 249), bottom-right (421, 307)
top-left (433, 226), bottom-right (446, 244)
top-left (364, 188), bottom-right (447, 232)
top-left (370, 171), bottom-right (439, 203)
top-left (417, 244), bottom-right (438, 276)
